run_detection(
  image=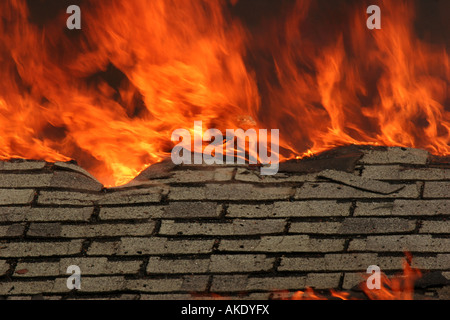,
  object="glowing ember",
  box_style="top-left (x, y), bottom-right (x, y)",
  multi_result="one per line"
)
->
top-left (0, 0), bottom-right (448, 186)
